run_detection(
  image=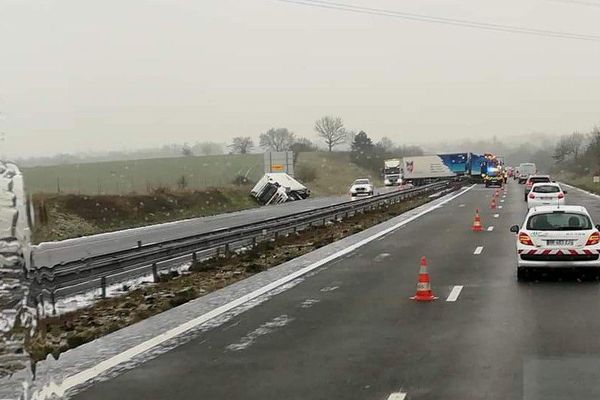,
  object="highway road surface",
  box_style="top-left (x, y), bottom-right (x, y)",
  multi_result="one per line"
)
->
top-left (71, 181), bottom-right (600, 400)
